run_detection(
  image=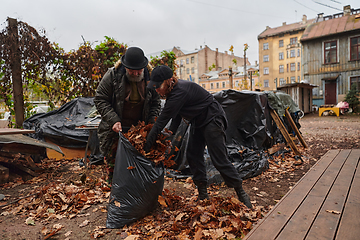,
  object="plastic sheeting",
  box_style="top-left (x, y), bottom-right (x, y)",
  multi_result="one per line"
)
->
top-left (106, 133), bottom-right (164, 229)
top-left (266, 91), bottom-right (301, 116)
top-left (213, 90), bottom-right (274, 150)
top-left (169, 90), bottom-right (275, 182)
top-left (23, 98), bottom-right (95, 148)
